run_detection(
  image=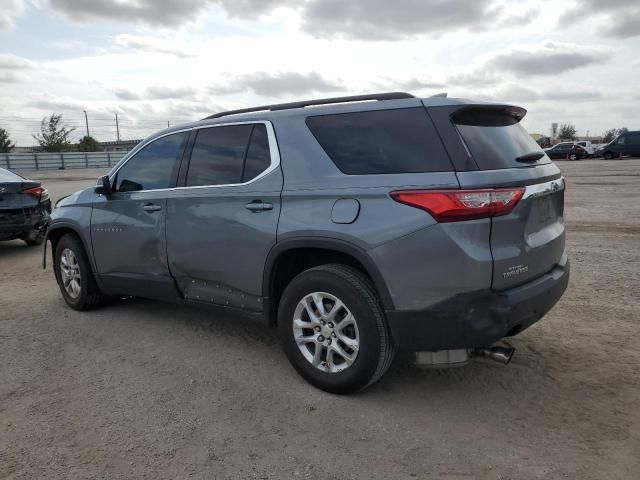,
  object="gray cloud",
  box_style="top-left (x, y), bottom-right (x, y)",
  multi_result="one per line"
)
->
top-left (49, 0), bottom-right (205, 26)
top-left (210, 71), bottom-right (345, 97)
top-left (0, 71), bottom-right (29, 83)
top-left (0, 53), bottom-right (33, 69)
top-left (49, 0), bottom-right (300, 26)
top-left (301, 0), bottom-right (501, 40)
top-left (48, 0), bottom-right (507, 39)
top-left (563, 0), bottom-right (640, 38)
top-left (489, 84), bottom-right (604, 104)
top-left (114, 85), bottom-right (196, 101)
top-left (29, 96), bottom-right (85, 111)
top-left (114, 88), bottom-right (142, 101)
top-left (488, 44), bottom-right (603, 76)
top-left (114, 34), bottom-right (196, 58)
